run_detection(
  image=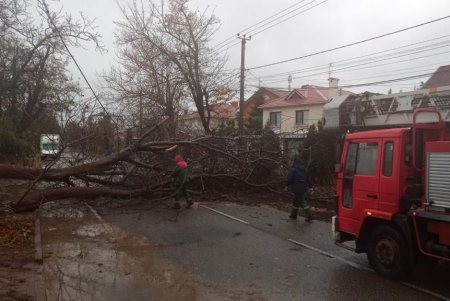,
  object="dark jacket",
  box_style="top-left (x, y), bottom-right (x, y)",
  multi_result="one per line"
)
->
top-left (287, 163), bottom-right (311, 195)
